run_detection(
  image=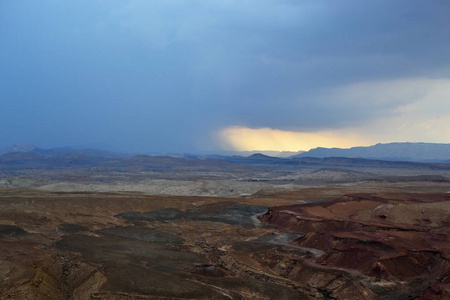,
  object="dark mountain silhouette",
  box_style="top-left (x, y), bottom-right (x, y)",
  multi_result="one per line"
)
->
top-left (293, 142), bottom-right (450, 162)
